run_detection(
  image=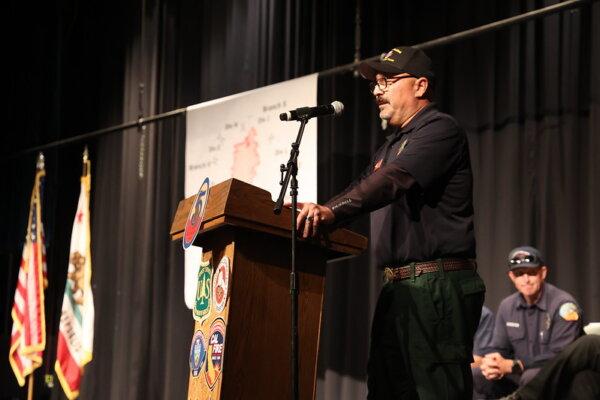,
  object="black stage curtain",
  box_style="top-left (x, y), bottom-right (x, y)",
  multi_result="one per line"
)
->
top-left (1, 1), bottom-right (598, 399)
